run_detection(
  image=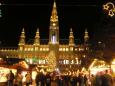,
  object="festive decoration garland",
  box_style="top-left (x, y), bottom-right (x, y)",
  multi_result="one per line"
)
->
top-left (103, 2), bottom-right (115, 17)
